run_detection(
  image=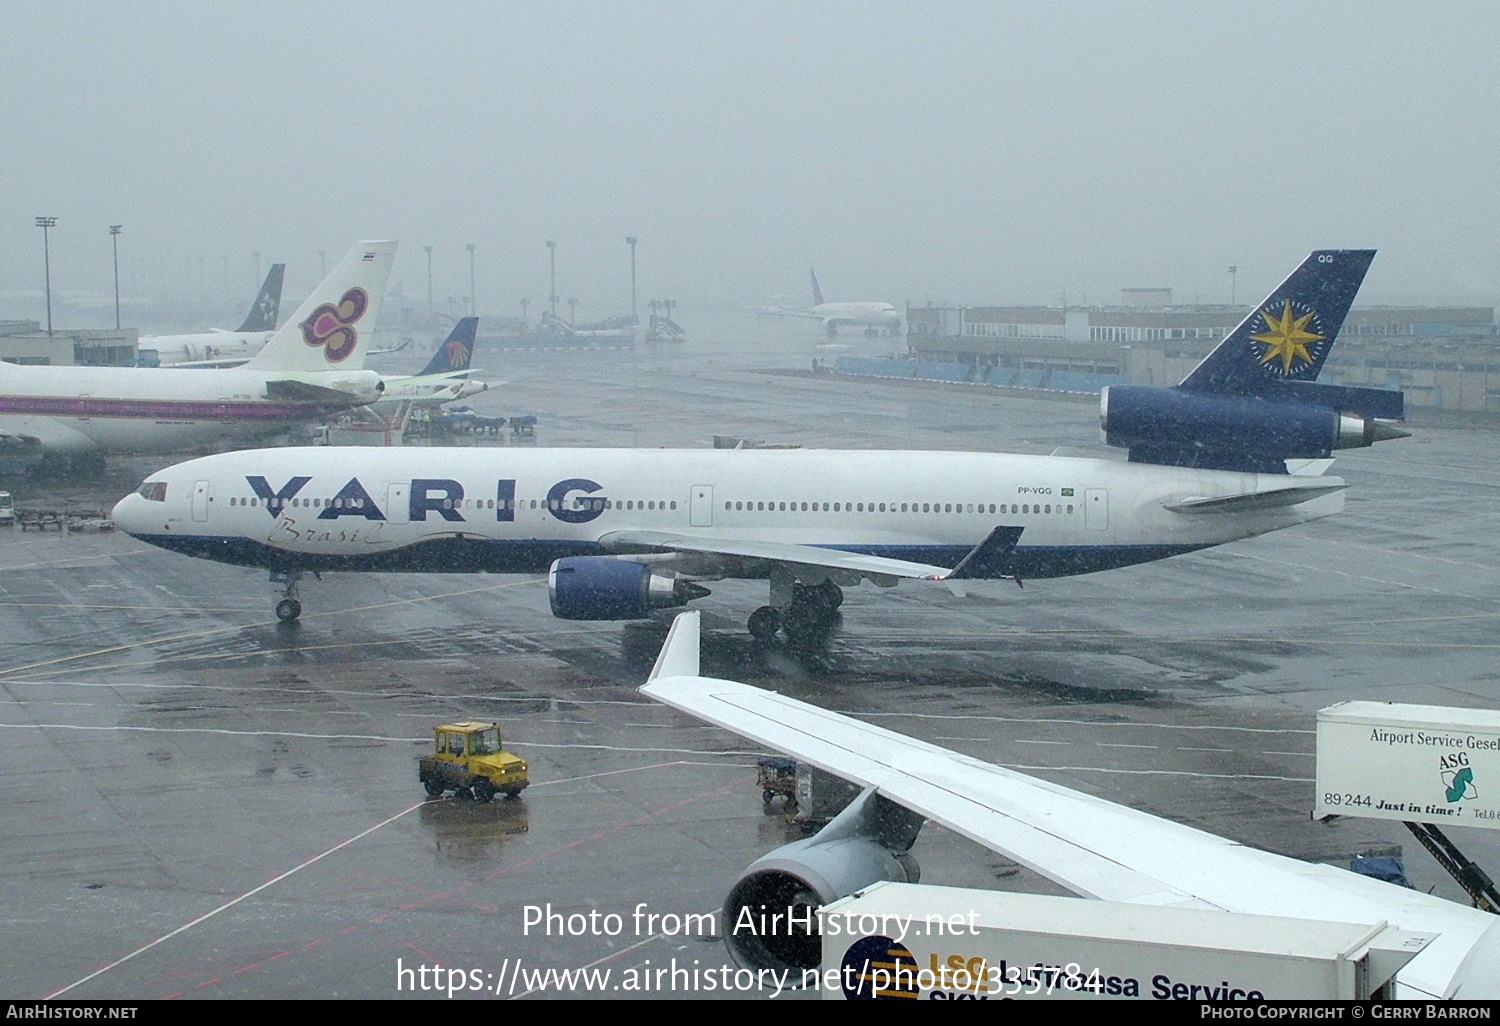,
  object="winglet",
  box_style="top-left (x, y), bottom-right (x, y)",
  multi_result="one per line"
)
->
top-left (648, 611), bottom-right (700, 681)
